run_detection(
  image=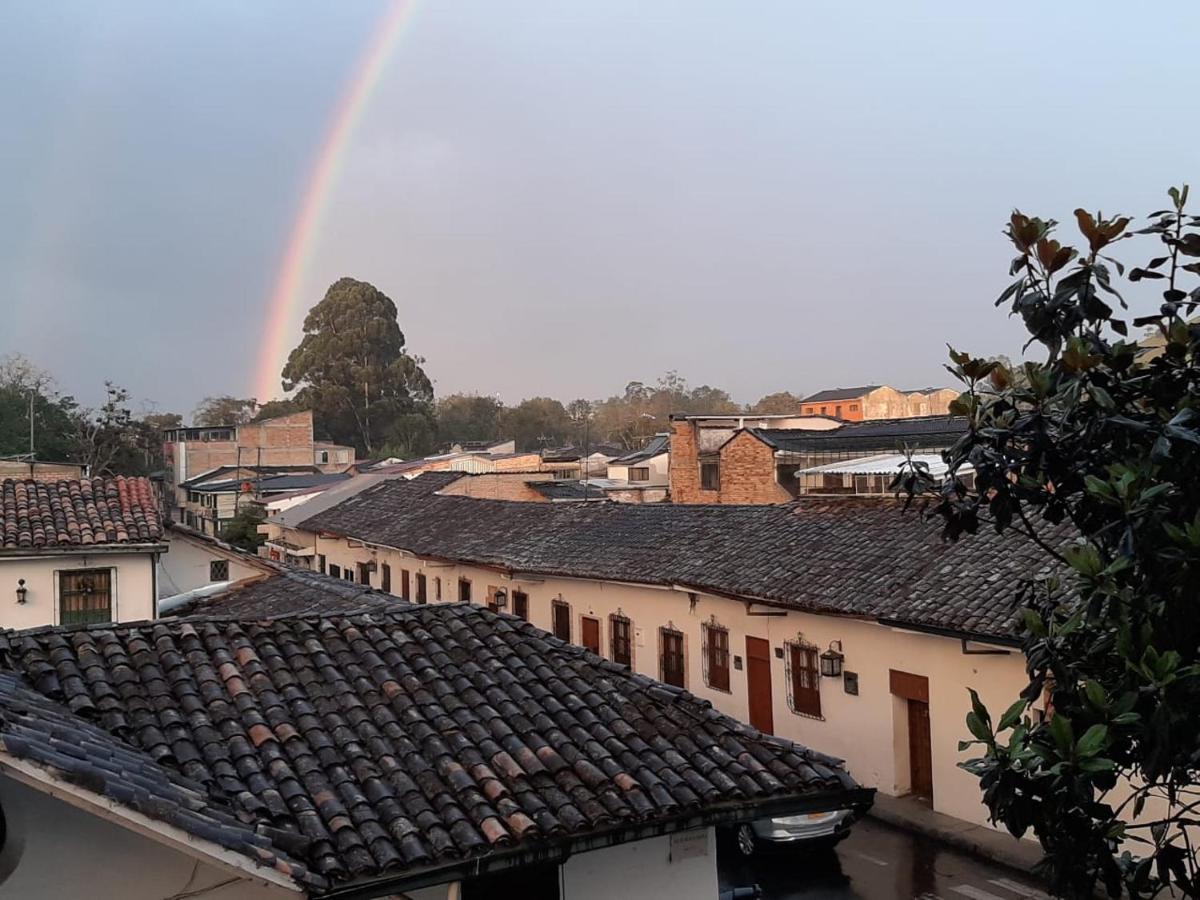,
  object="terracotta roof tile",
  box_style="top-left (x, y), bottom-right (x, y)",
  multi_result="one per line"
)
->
top-left (0, 599), bottom-right (866, 890)
top-left (0, 477), bottom-right (162, 550)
